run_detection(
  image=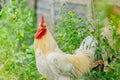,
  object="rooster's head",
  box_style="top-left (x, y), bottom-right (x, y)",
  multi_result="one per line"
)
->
top-left (34, 16), bottom-right (47, 39)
